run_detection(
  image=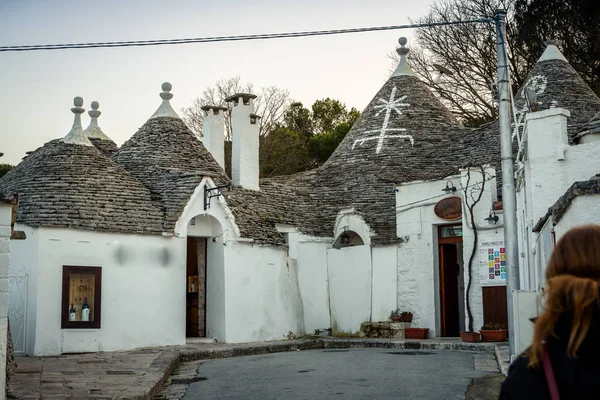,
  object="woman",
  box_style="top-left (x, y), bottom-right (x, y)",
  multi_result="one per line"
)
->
top-left (500, 224), bottom-right (600, 399)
